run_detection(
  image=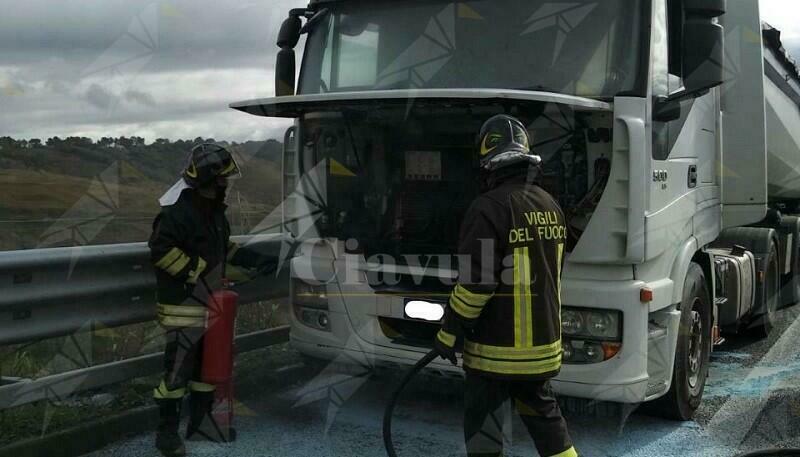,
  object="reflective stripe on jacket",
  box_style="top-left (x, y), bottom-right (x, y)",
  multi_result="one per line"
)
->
top-left (148, 190), bottom-right (231, 324)
top-left (447, 173), bottom-right (567, 380)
